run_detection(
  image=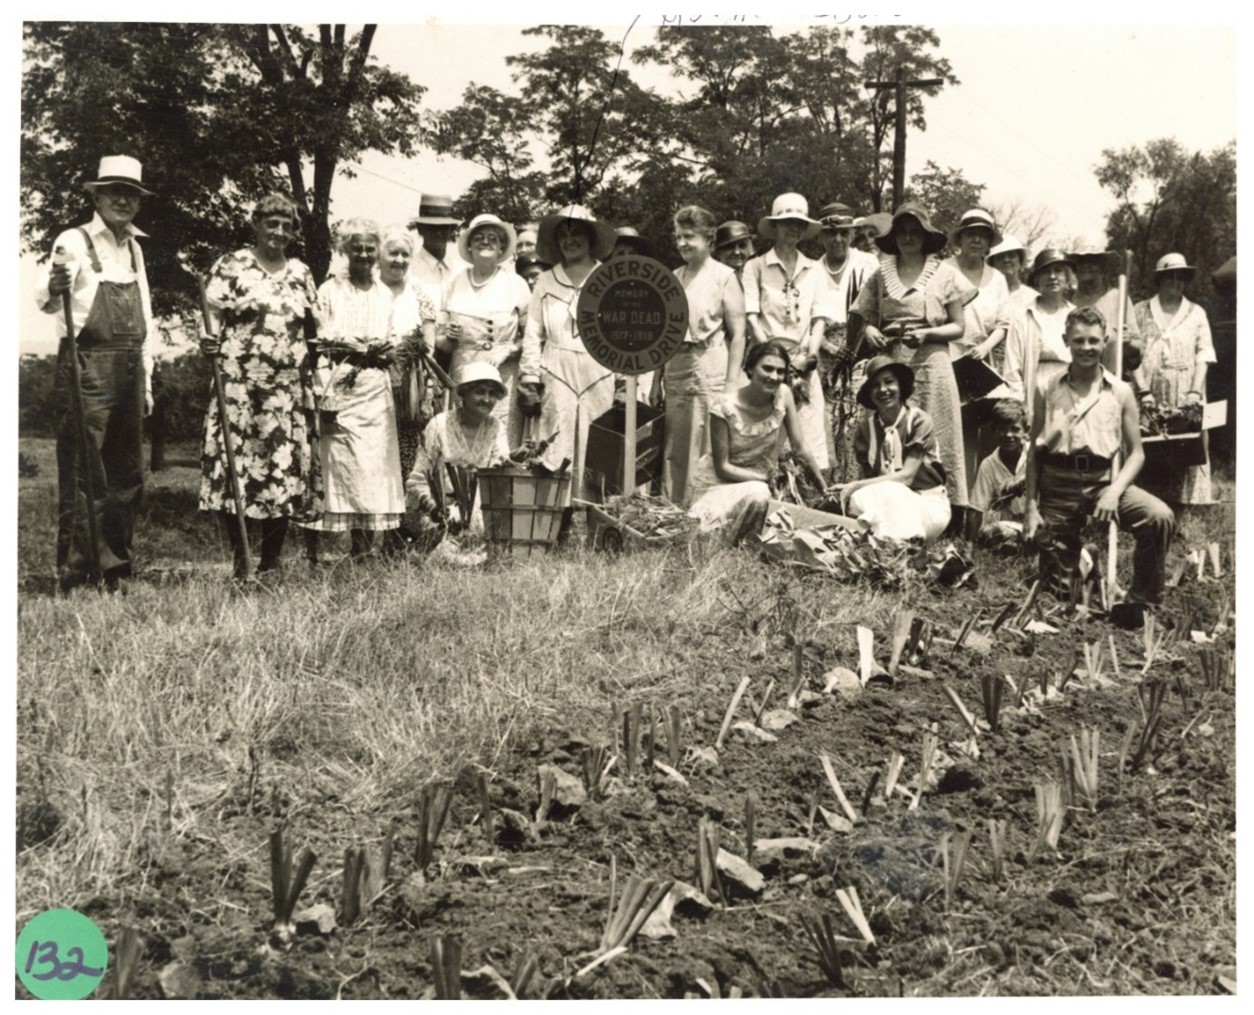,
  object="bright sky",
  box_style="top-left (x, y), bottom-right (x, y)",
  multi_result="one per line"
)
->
top-left (14, 12), bottom-right (1239, 356)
